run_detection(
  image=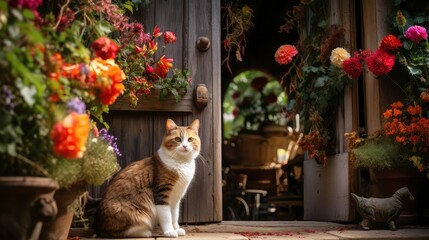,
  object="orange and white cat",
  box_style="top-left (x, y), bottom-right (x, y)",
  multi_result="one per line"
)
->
top-left (94, 119), bottom-right (200, 238)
